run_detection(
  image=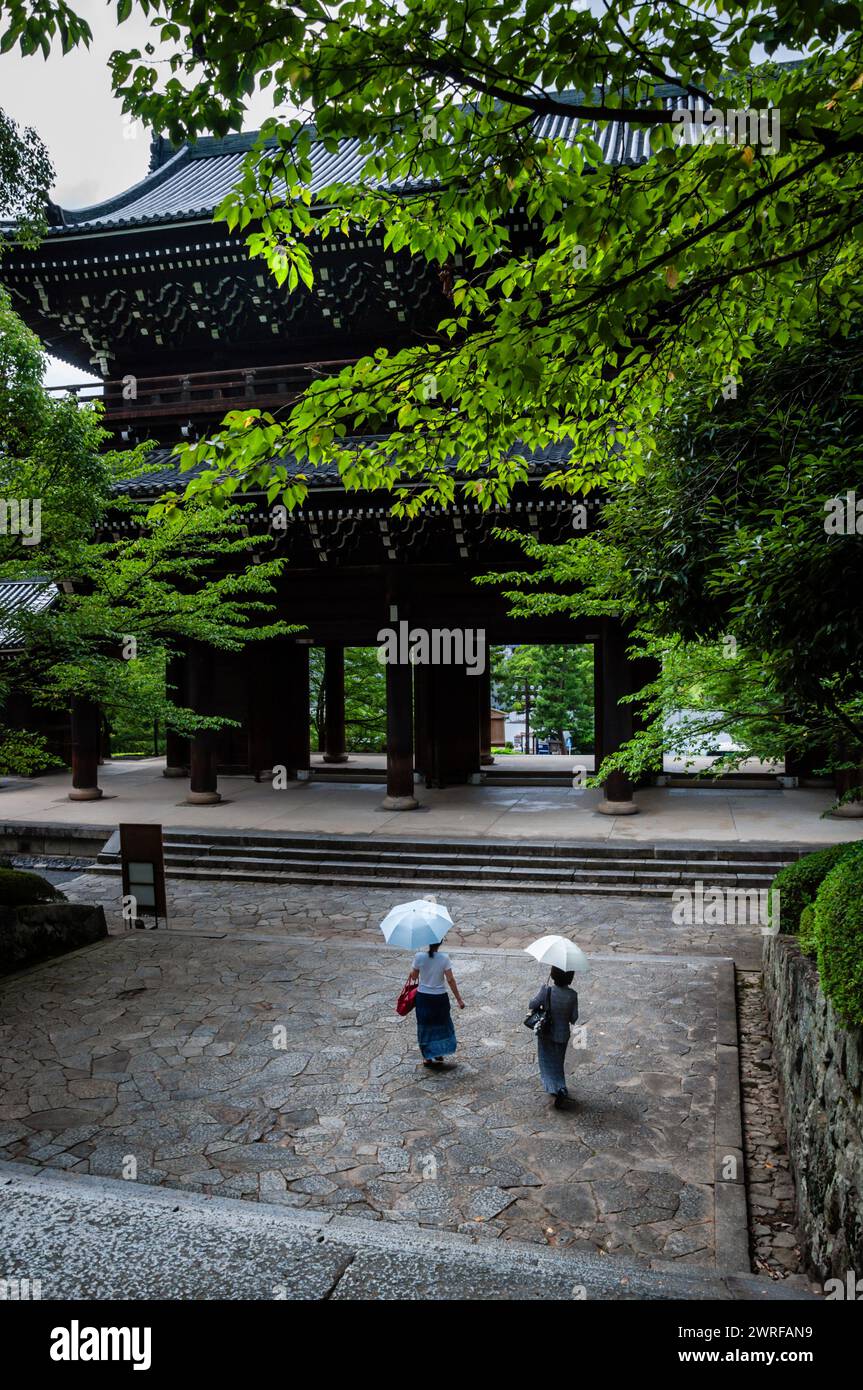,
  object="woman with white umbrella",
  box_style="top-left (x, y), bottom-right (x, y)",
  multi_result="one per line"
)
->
top-left (525, 935), bottom-right (588, 1109)
top-left (382, 899), bottom-right (465, 1069)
